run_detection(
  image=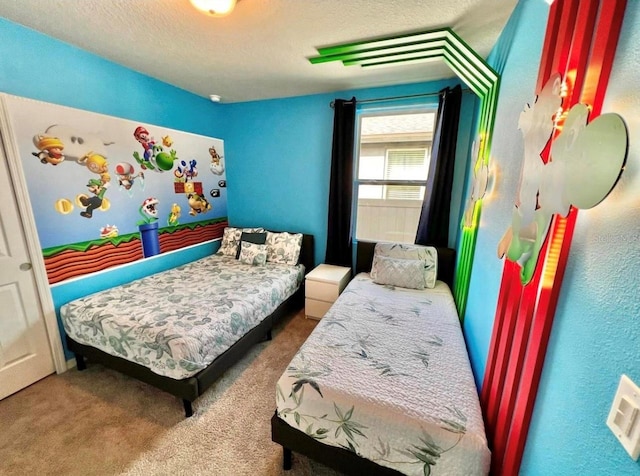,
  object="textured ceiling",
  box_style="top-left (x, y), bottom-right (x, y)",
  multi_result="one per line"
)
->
top-left (0, 0), bottom-right (518, 103)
